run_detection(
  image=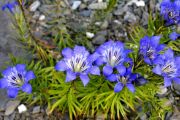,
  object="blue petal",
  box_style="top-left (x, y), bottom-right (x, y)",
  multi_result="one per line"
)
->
top-left (152, 65), bottom-right (162, 75)
top-left (80, 74), bottom-right (90, 86)
top-left (65, 71), bottom-right (76, 82)
top-left (7, 88), bottom-right (19, 98)
top-left (15, 64), bottom-right (26, 73)
top-left (95, 57), bottom-right (104, 66)
top-left (164, 77), bottom-right (172, 87)
top-left (55, 60), bottom-right (67, 71)
top-left (173, 78), bottom-right (180, 84)
top-left (126, 83), bottom-right (135, 92)
top-left (103, 65), bottom-right (113, 76)
top-left (62, 48), bottom-right (73, 58)
top-left (89, 66), bottom-right (100, 75)
top-left (2, 67), bottom-right (12, 77)
top-left (74, 46), bottom-right (89, 57)
top-left (144, 57), bottom-right (152, 65)
top-left (164, 49), bottom-right (174, 59)
top-left (88, 52), bottom-right (99, 63)
top-left (114, 82), bottom-right (124, 93)
top-left (156, 44), bottom-right (166, 52)
top-left (169, 32), bottom-right (179, 40)
top-left (107, 74), bottom-right (117, 82)
top-left (25, 71), bottom-right (35, 82)
top-left (21, 83), bottom-right (32, 94)
top-left (0, 78), bottom-right (8, 88)
top-left (151, 36), bottom-right (161, 47)
top-left (116, 65), bottom-right (126, 76)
